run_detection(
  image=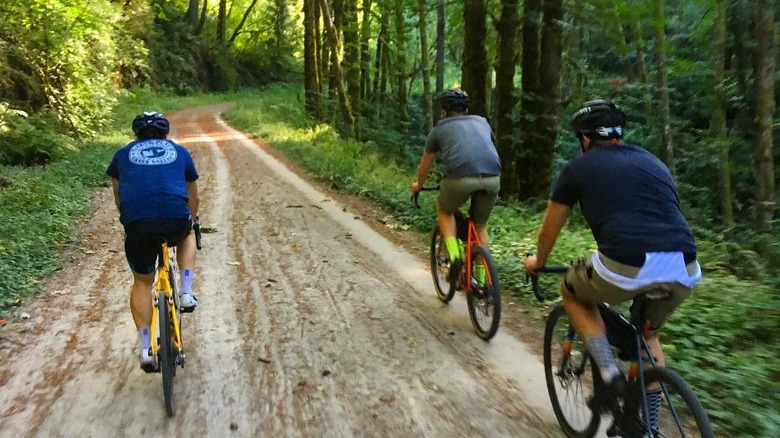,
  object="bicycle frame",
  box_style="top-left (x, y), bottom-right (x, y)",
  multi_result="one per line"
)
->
top-left (150, 243), bottom-right (182, 356)
top-left (460, 219), bottom-right (494, 293)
